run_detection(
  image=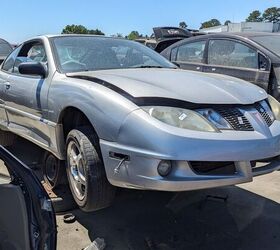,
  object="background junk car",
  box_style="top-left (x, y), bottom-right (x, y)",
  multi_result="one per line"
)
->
top-left (0, 146), bottom-right (56, 250)
top-left (1, 35), bottom-right (280, 212)
top-left (161, 32), bottom-right (280, 100)
top-left (0, 38), bottom-right (13, 65)
top-left (135, 27), bottom-right (194, 52)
